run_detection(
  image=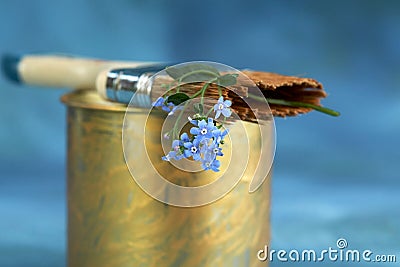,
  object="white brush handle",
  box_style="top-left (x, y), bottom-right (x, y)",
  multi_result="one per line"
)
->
top-left (18, 55), bottom-right (153, 89)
